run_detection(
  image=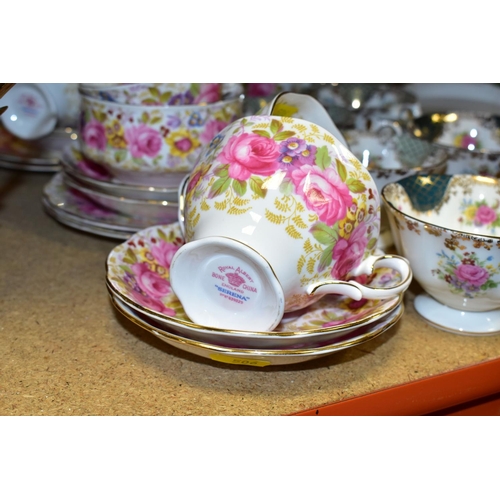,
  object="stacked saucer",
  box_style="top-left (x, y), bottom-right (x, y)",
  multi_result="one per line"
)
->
top-left (105, 223), bottom-right (405, 367)
top-left (43, 147), bottom-right (179, 240)
top-left (0, 124), bottom-right (78, 172)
